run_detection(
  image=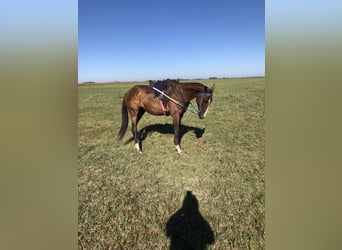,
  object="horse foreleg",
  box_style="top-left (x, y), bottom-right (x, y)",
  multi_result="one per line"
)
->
top-left (172, 115), bottom-right (182, 153)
